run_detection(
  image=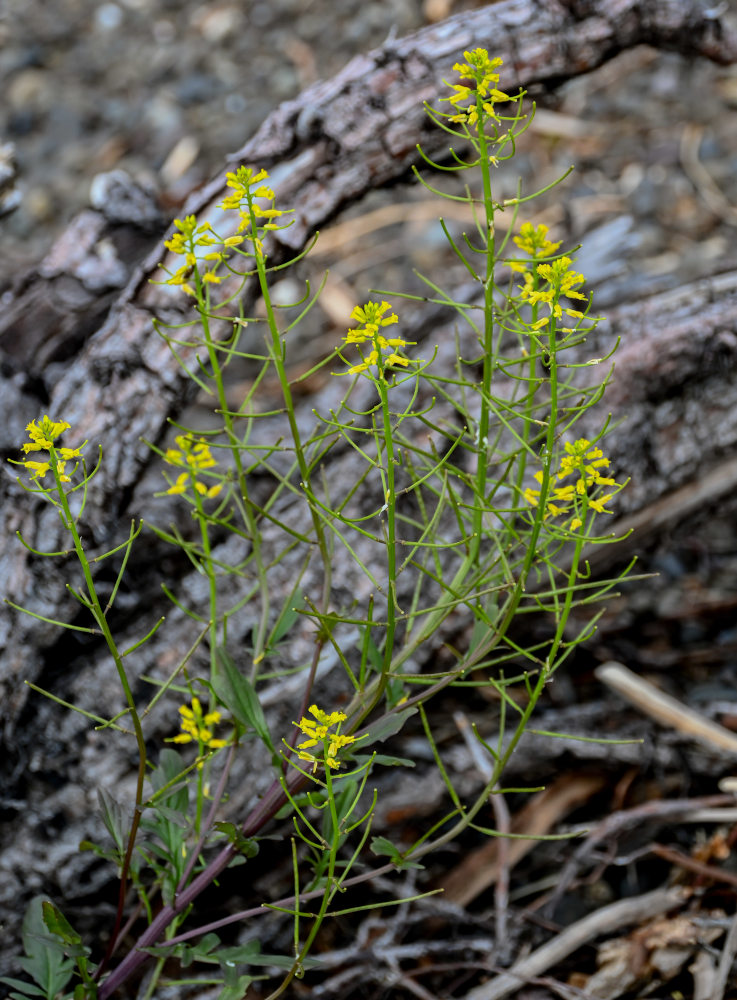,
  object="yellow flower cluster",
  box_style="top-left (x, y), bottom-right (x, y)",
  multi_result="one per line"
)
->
top-left (168, 696), bottom-right (228, 754)
top-left (293, 704), bottom-right (356, 772)
top-left (157, 167), bottom-right (291, 295)
top-left (219, 166), bottom-right (290, 260)
top-left (441, 48), bottom-right (510, 126)
top-left (341, 301), bottom-right (415, 376)
top-left (161, 216), bottom-right (233, 297)
top-left (163, 435), bottom-right (222, 498)
top-left (18, 416), bottom-right (83, 482)
top-left (524, 439), bottom-right (618, 531)
top-left (511, 222), bottom-right (561, 267)
top-left (518, 255), bottom-right (587, 326)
